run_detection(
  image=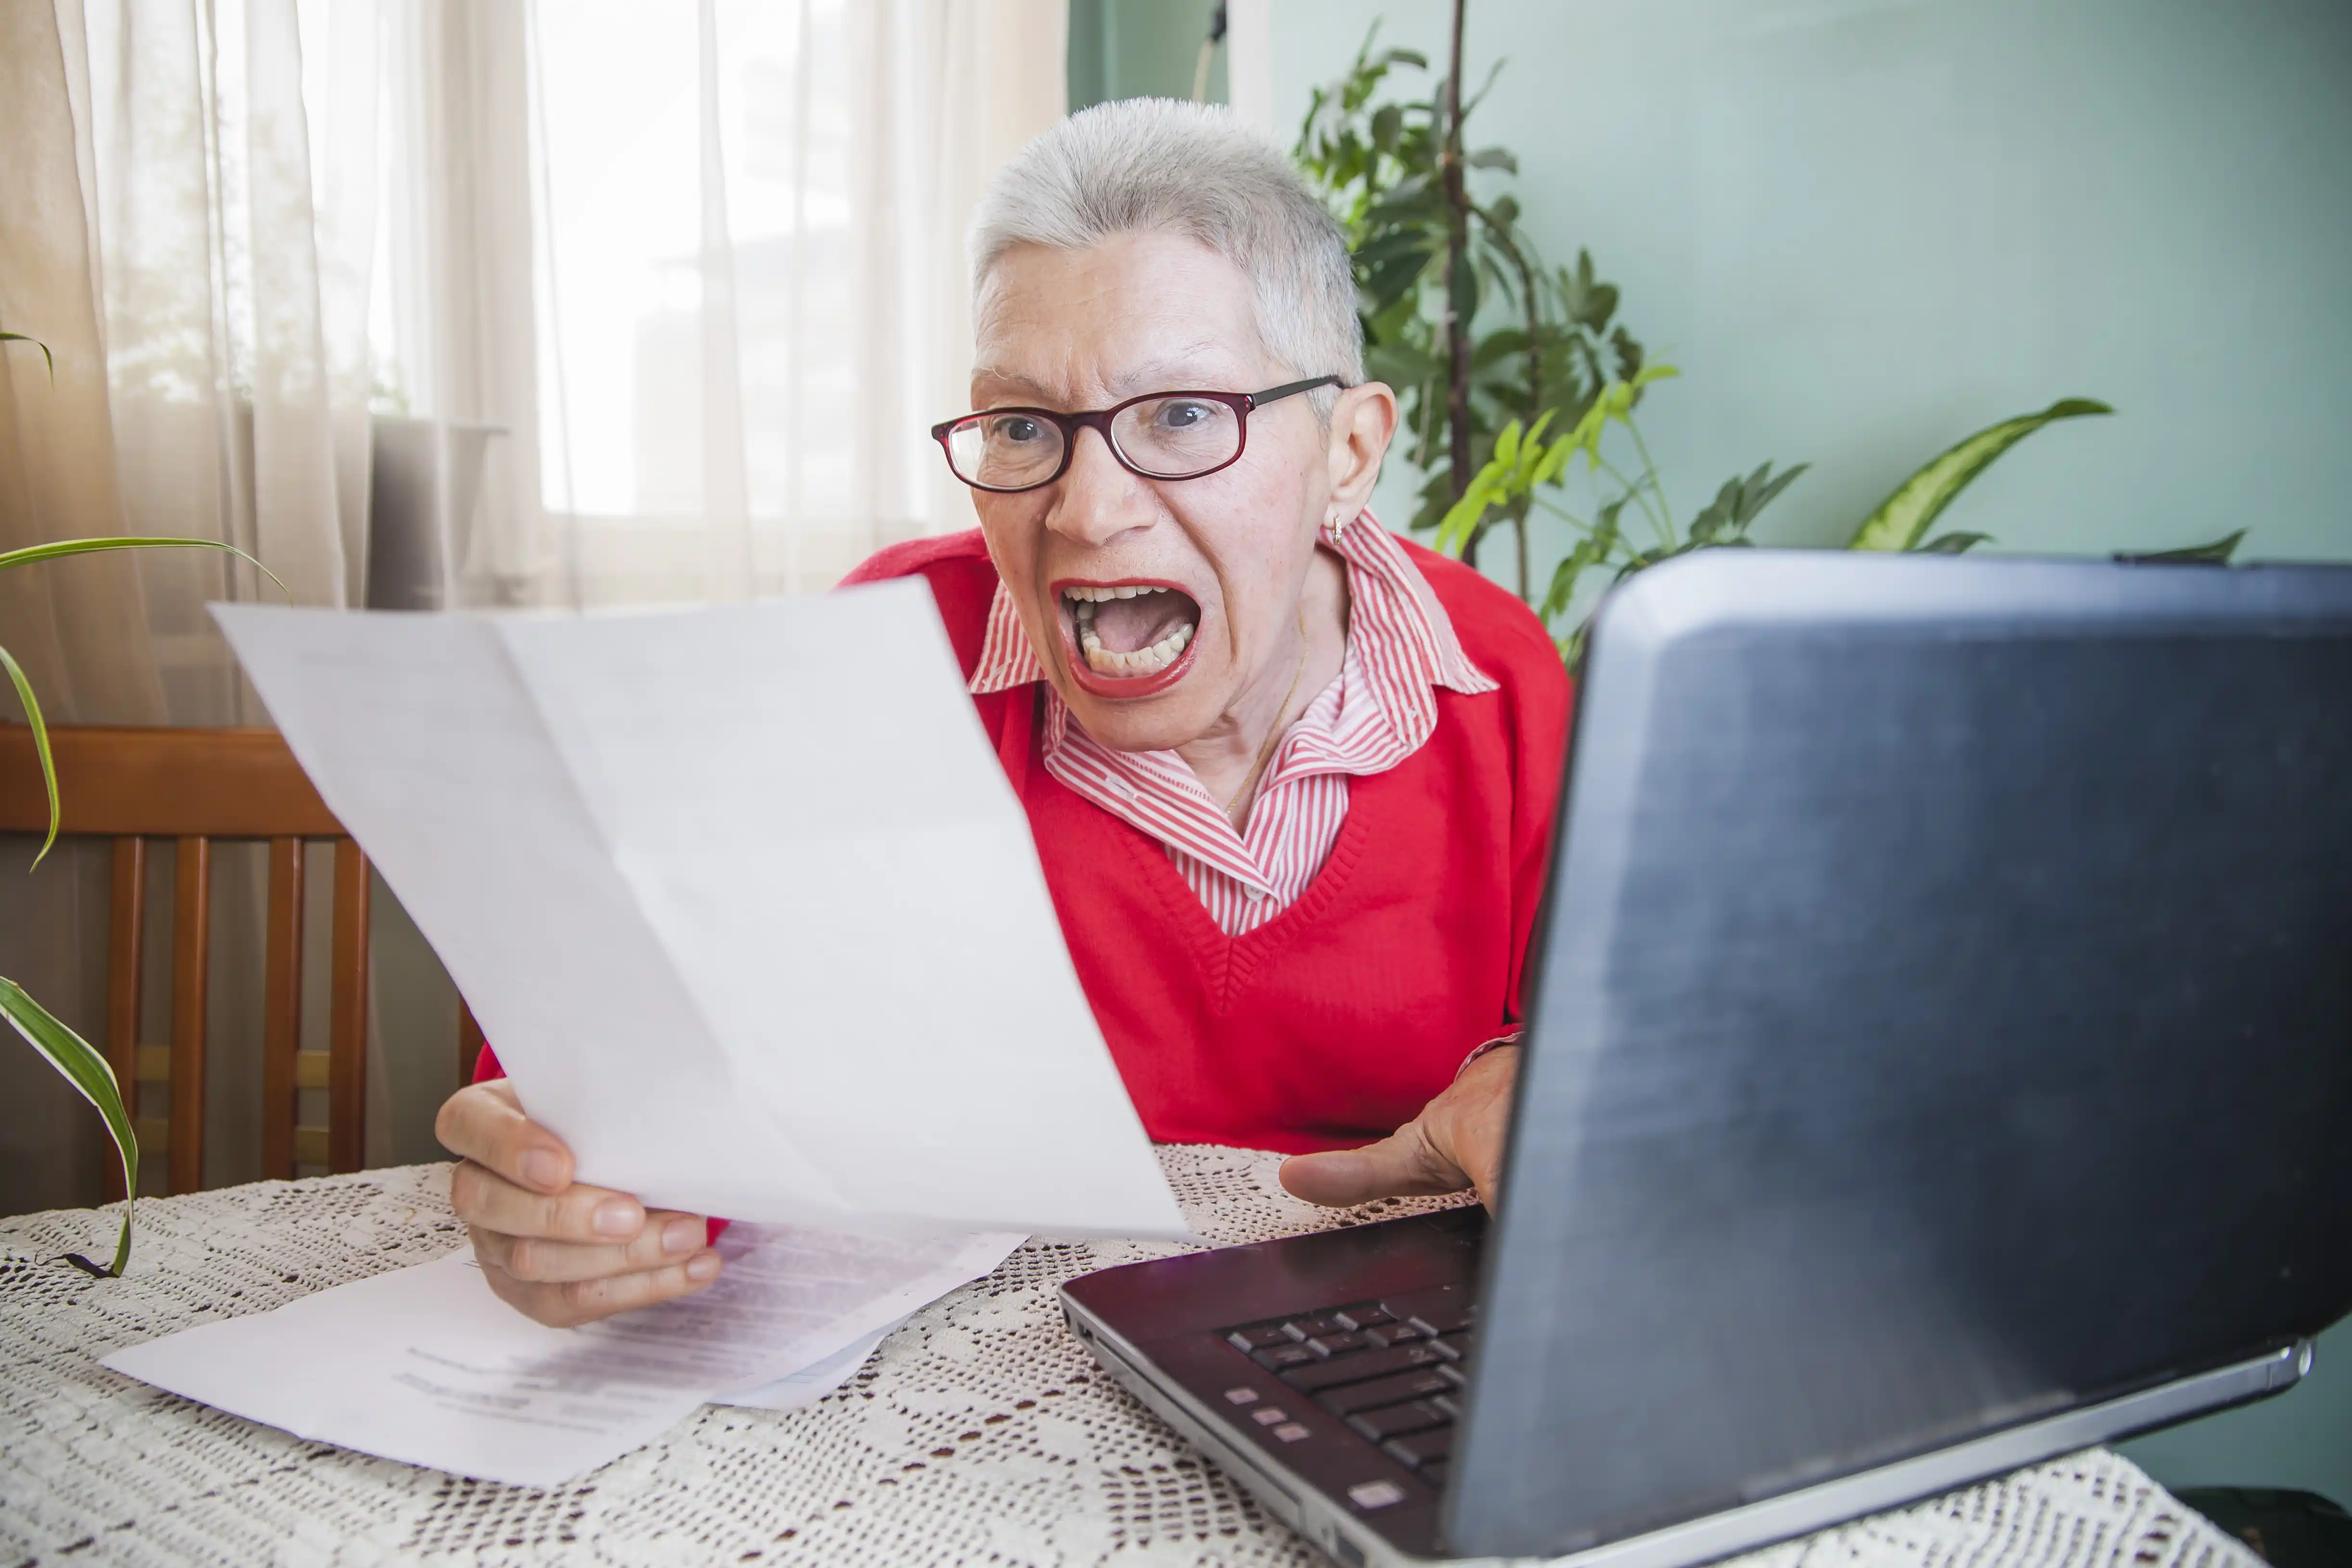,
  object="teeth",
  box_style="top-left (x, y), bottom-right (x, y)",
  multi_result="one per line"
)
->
top-left (1062, 584), bottom-right (1169, 603)
top-left (1080, 619), bottom-right (1192, 677)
